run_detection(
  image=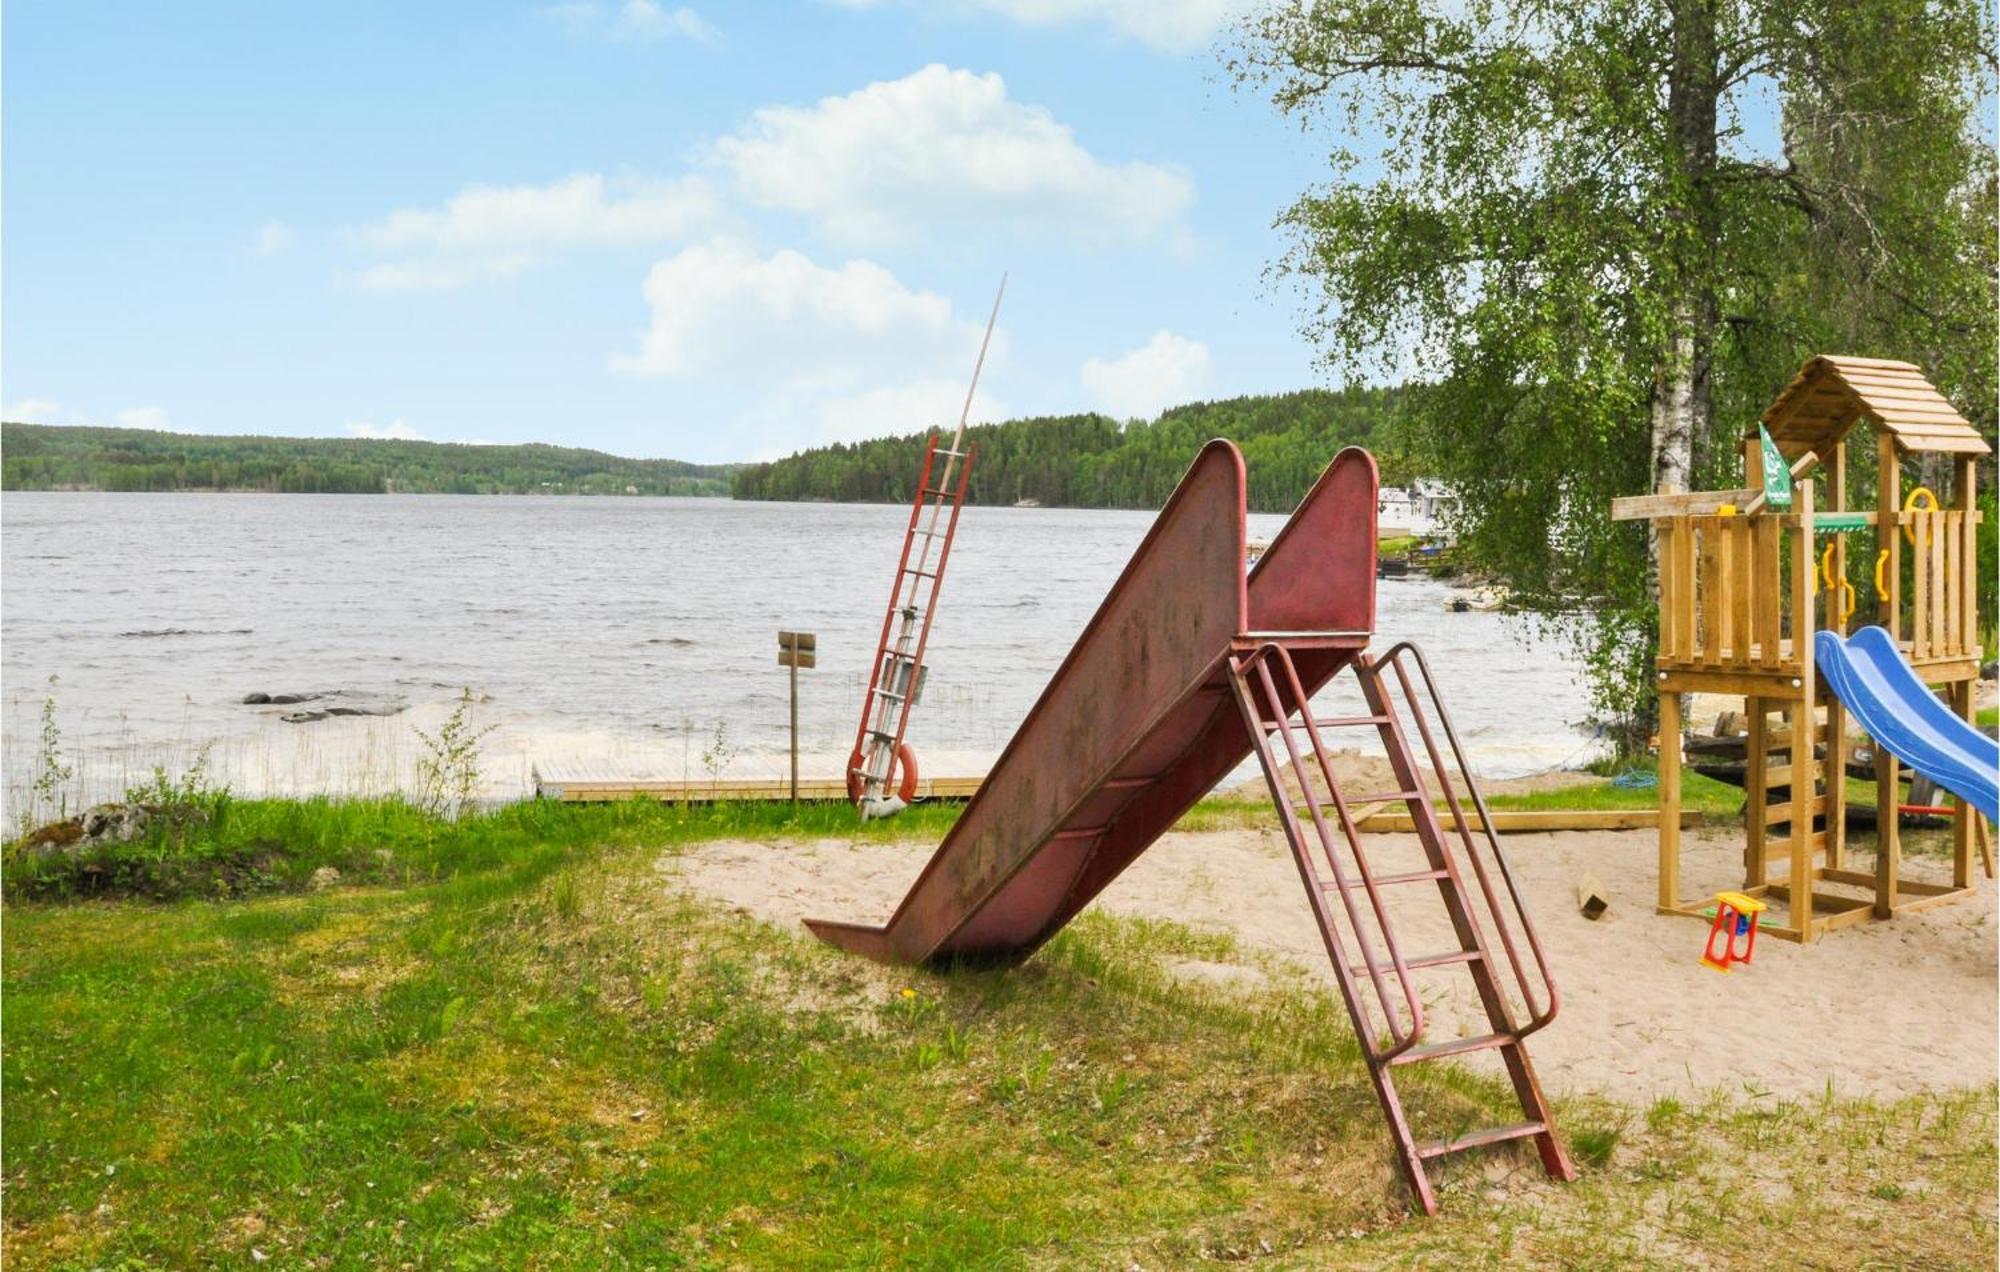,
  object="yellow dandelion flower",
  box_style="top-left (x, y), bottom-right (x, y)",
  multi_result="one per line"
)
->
top-left (900, 987), bottom-right (917, 1000)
